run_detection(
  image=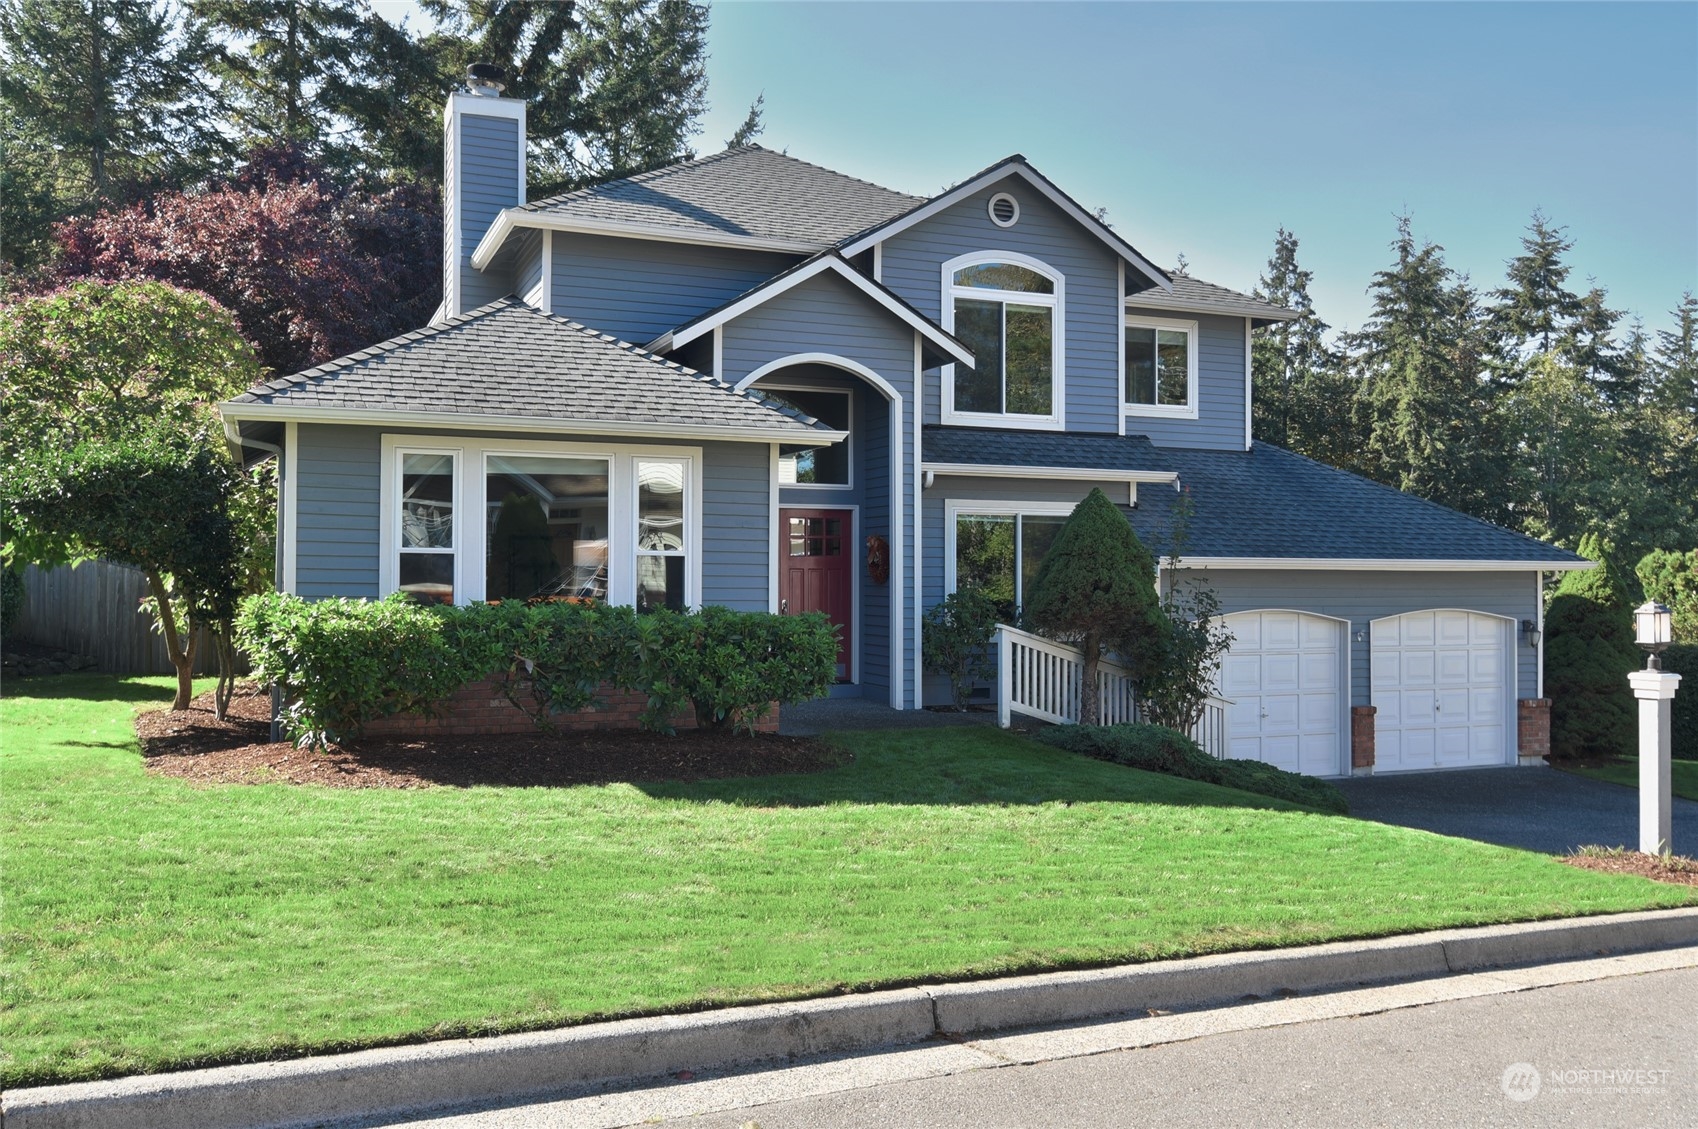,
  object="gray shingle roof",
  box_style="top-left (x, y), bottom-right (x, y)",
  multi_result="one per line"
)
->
top-left (1128, 442), bottom-right (1584, 564)
top-left (518, 145), bottom-right (920, 247)
top-left (1126, 274), bottom-right (1299, 324)
top-left (923, 426), bottom-right (1169, 472)
top-left (228, 298), bottom-right (829, 436)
